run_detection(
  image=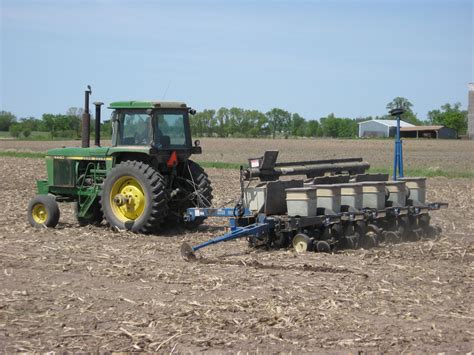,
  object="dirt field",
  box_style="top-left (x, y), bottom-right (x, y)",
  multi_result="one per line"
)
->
top-left (1, 137), bottom-right (473, 171)
top-left (0, 152), bottom-right (472, 352)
